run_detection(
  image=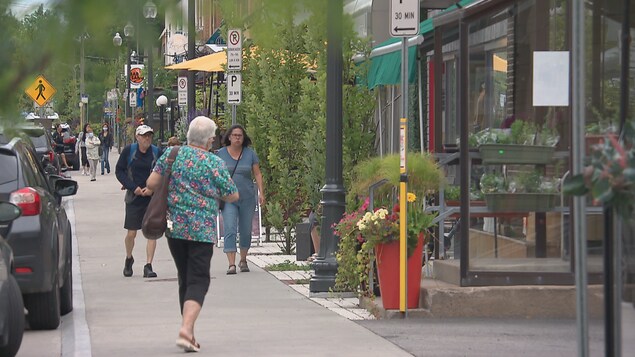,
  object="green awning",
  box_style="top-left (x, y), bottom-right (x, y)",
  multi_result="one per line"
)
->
top-left (367, 43), bottom-right (418, 90)
top-left (366, 0), bottom-right (476, 89)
